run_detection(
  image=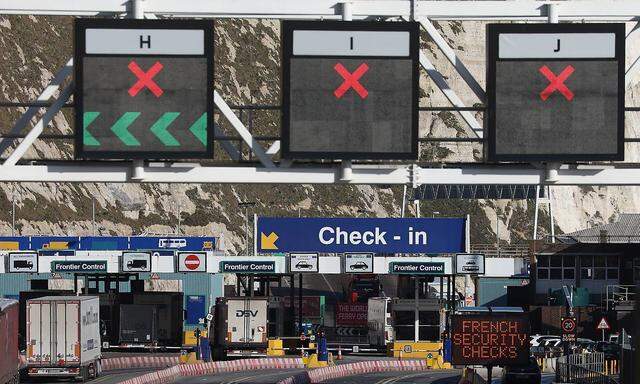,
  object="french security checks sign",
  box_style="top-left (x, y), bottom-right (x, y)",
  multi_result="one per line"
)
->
top-left (257, 217), bottom-right (466, 253)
